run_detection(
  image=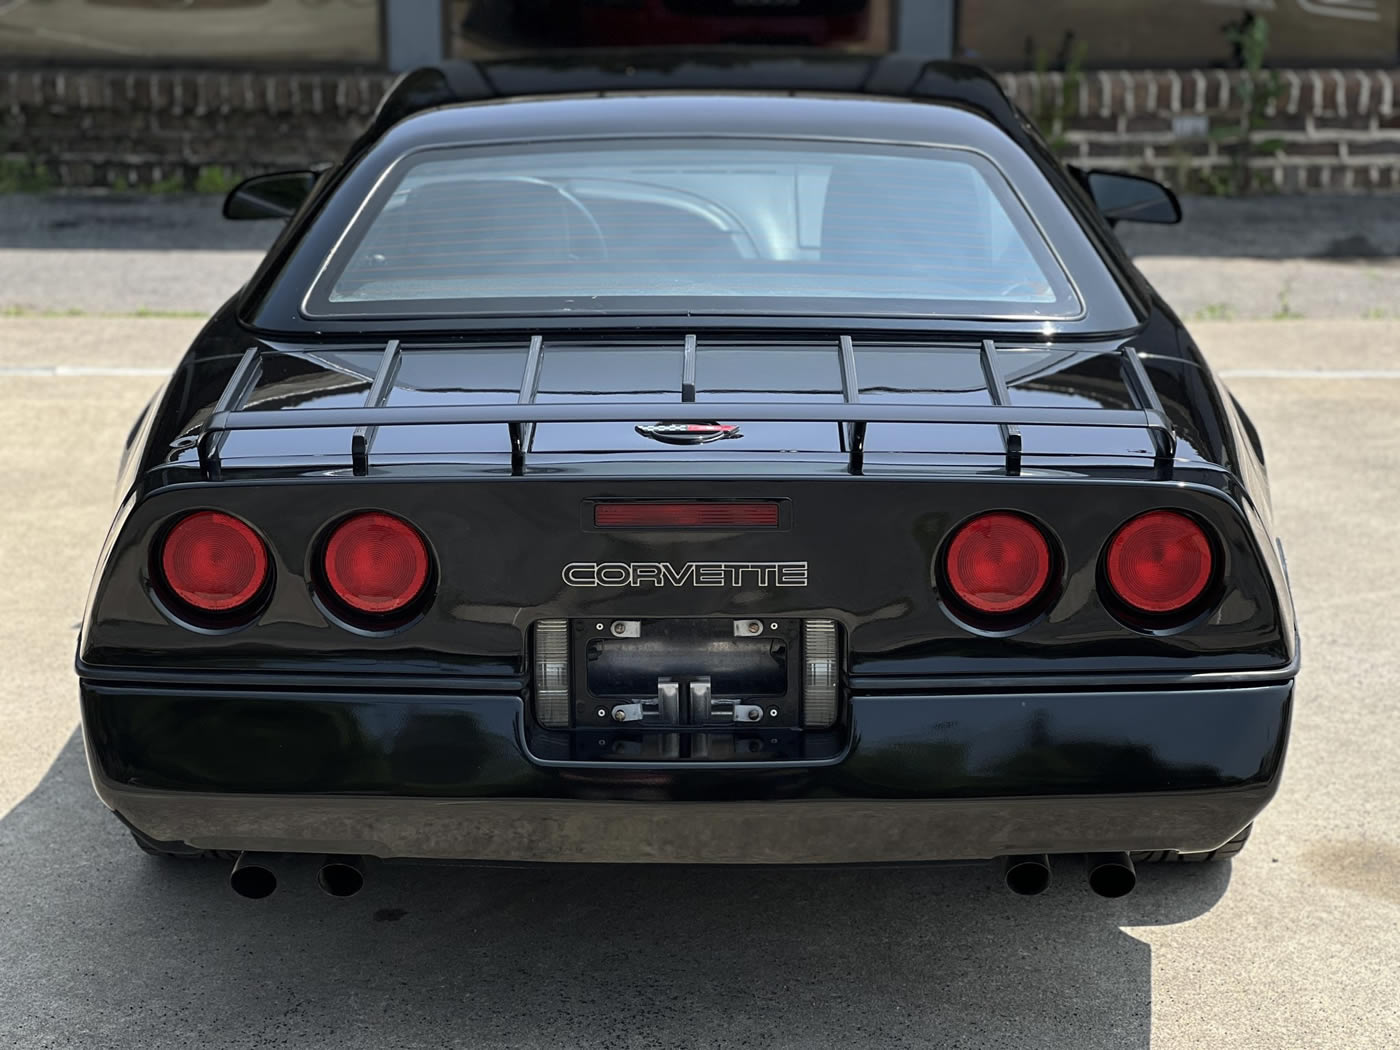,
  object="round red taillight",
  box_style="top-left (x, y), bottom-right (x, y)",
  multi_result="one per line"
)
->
top-left (943, 512), bottom-right (1053, 616)
top-left (322, 512), bottom-right (430, 616)
top-left (1105, 510), bottom-right (1215, 616)
top-left (159, 511), bottom-right (269, 614)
